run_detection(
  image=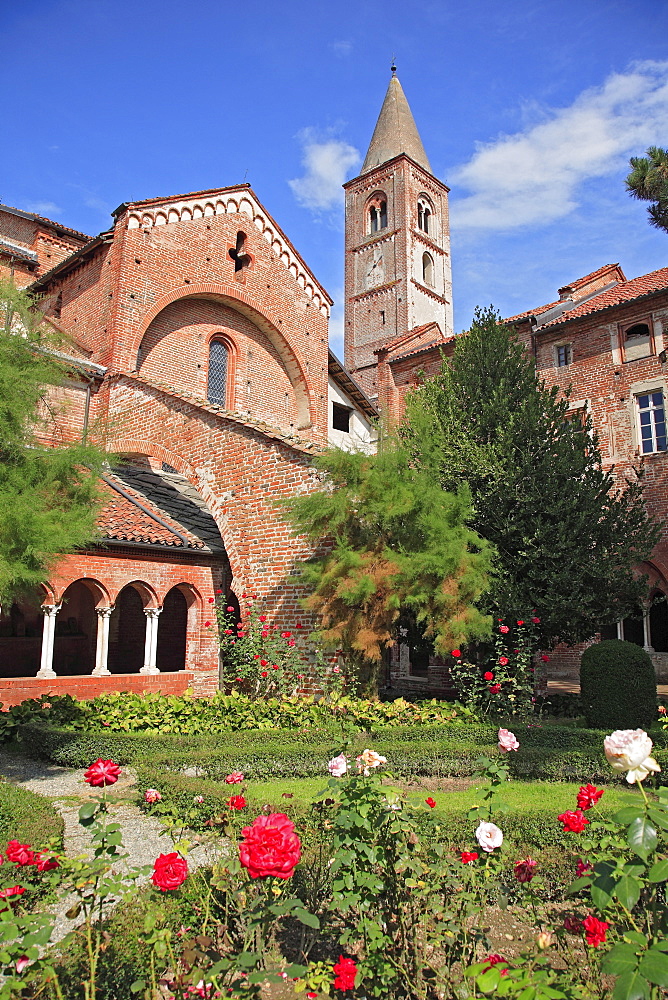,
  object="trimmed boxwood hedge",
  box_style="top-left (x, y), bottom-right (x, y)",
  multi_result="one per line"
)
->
top-left (20, 720), bottom-right (668, 784)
